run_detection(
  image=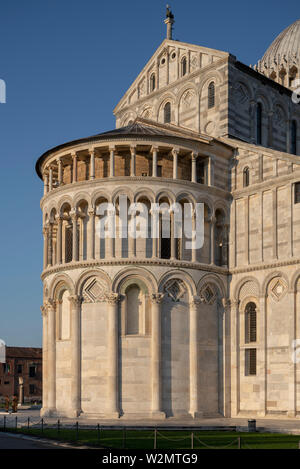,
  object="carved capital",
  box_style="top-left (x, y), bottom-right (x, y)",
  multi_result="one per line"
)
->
top-left (46, 298), bottom-right (56, 312)
top-left (105, 293), bottom-right (121, 305)
top-left (150, 293), bottom-right (164, 304)
top-left (68, 295), bottom-right (83, 307)
top-left (190, 295), bottom-right (203, 307)
top-left (40, 305), bottom-right (47, 317)
top-left (150, 146), bottom-right (159, 154)
top-left (70, 210), bottom-right (78, 221)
